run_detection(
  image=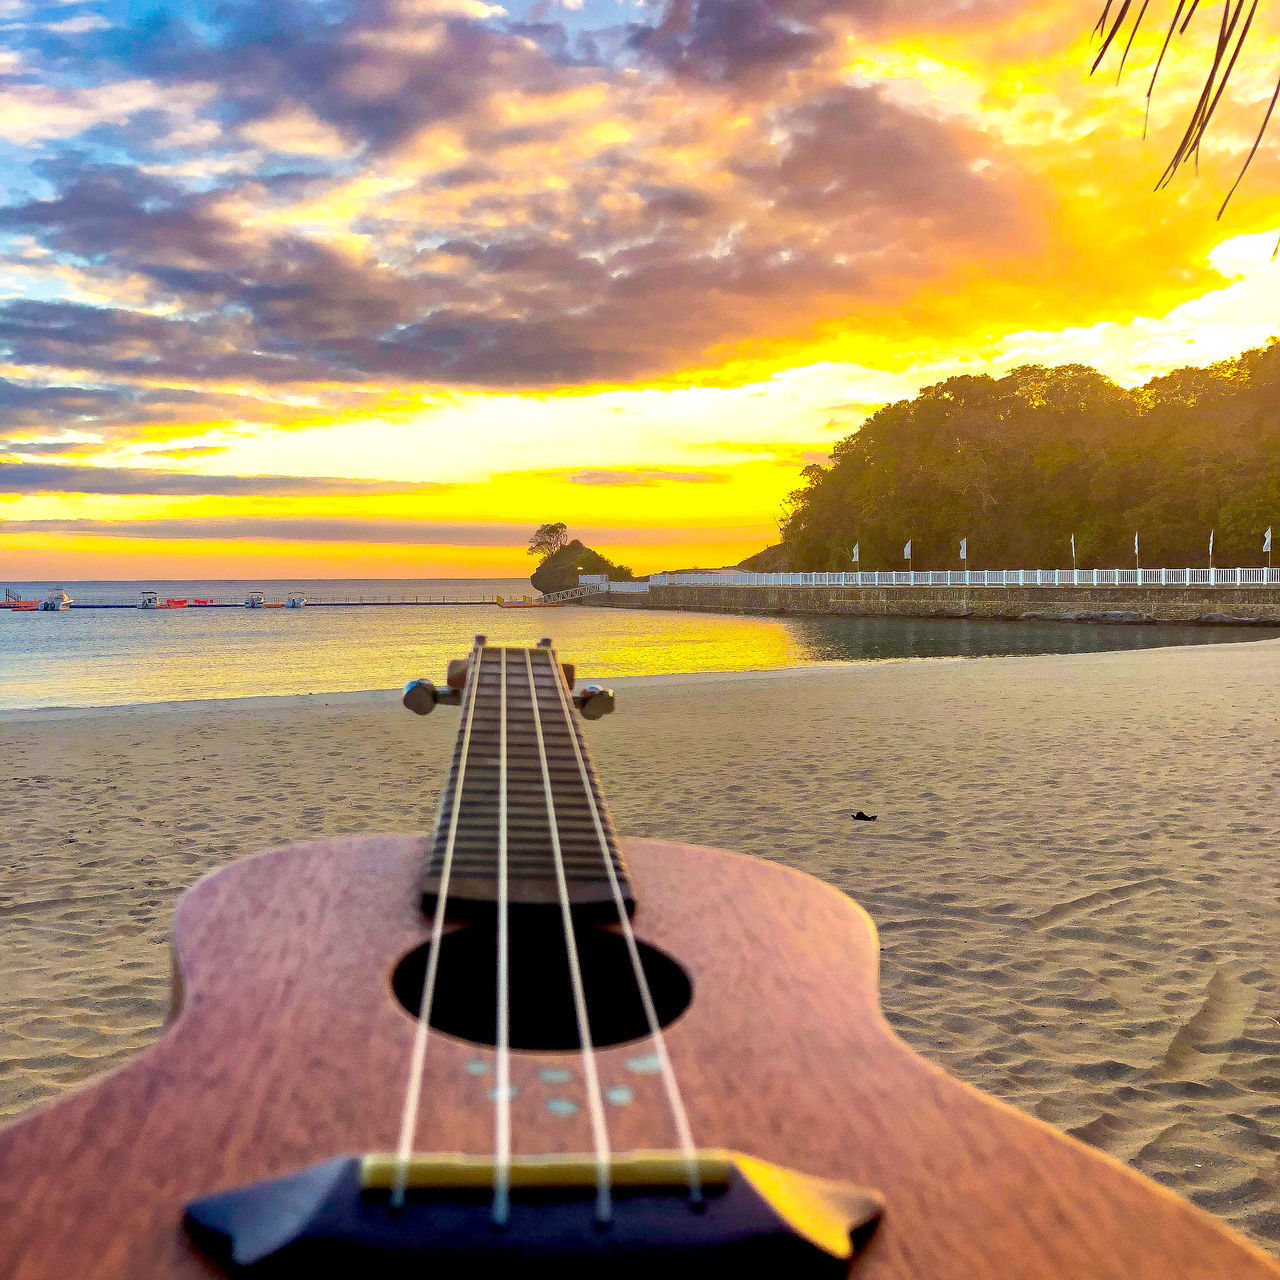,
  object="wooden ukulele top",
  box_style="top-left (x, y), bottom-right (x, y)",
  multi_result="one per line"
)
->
top-left (1, 834), bottom-right (1275, 1280)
